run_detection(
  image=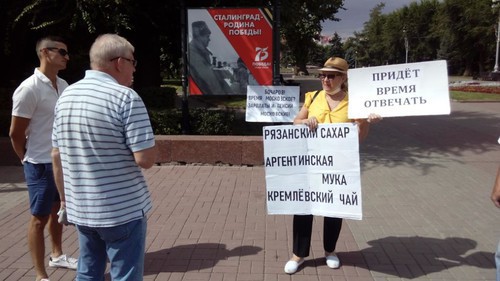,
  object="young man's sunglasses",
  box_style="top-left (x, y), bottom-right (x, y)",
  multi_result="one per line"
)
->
top-left (46, 47), bottom-right (69, 57)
